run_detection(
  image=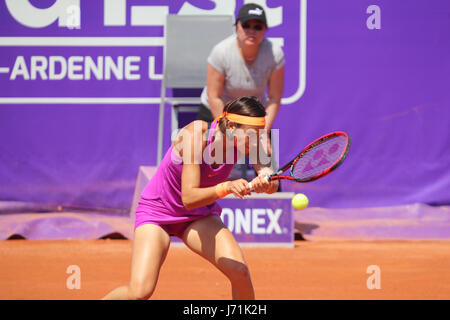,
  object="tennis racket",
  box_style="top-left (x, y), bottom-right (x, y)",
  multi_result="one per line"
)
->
top-left (249, 131), bottom-right (350, 189)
